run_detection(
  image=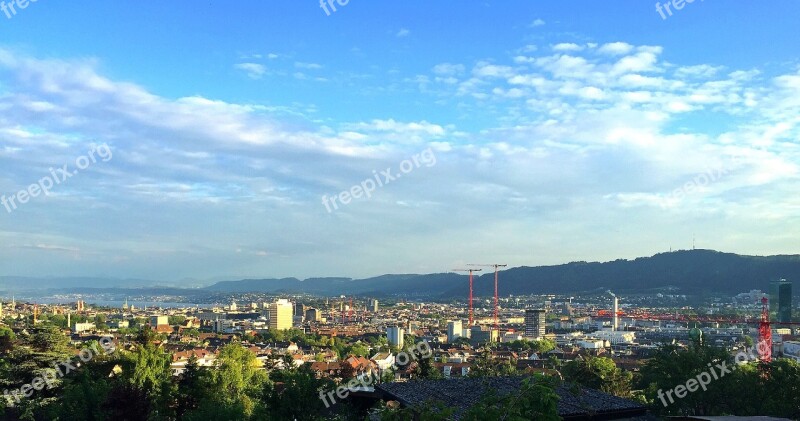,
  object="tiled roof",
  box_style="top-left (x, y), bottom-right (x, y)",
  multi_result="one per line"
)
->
top-left (377, 376), bottom-right (647, 420)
